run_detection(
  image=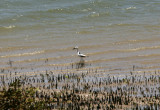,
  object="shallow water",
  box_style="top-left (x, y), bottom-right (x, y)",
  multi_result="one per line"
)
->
top-left (0, 0), bottom-right (160, 74)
